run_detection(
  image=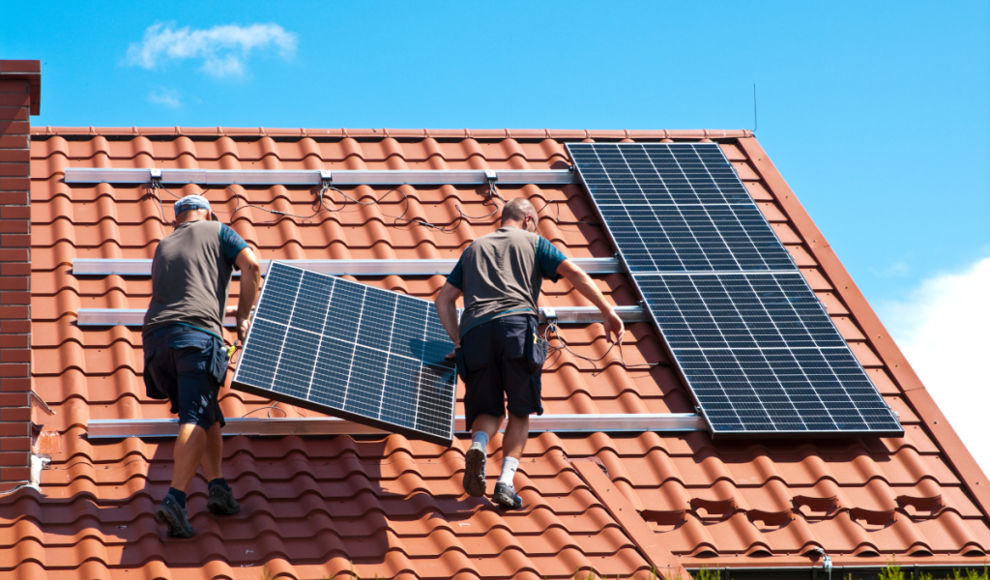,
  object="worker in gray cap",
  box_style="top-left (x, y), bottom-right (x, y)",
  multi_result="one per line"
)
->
top-left (143, 194), bottom-right (261, 538)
